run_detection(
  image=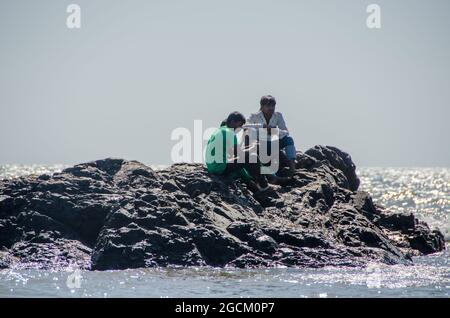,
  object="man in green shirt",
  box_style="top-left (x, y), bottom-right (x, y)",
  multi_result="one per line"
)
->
top-left (205, 111), bottom-right (269, 191)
